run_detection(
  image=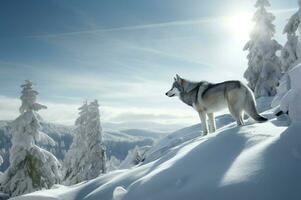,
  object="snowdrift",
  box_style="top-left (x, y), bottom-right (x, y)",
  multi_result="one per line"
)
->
top-left (14, 112), bottom-right (301, 200)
